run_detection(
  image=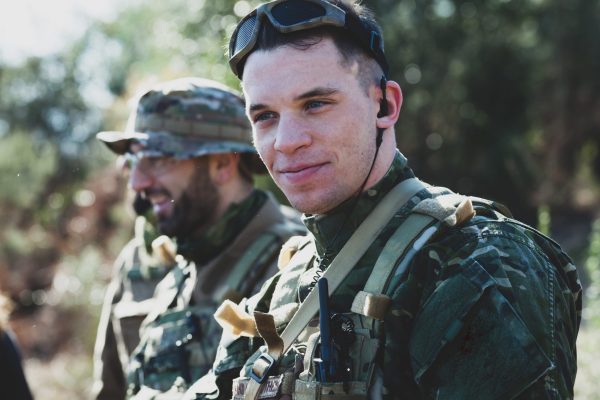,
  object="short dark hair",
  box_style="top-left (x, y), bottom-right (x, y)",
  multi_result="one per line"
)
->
top-left (240, 0), bottom-right (385, 91)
